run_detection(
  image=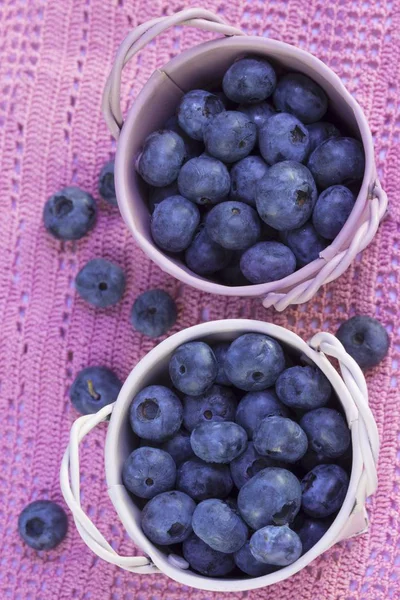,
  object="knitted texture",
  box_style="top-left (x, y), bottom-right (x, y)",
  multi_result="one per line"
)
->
top-left (0, 1), bottom-right (398, 599)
